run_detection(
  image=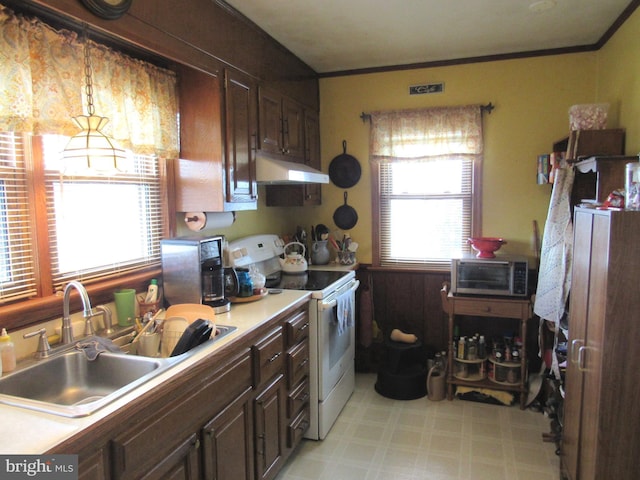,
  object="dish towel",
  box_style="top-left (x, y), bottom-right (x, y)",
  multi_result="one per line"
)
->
top-left (76, 337), bottom-right (121, 361)
top-left (534, 166), bottom-right (575, 327)
top-left (336, 289), bottom-right (355, 336)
